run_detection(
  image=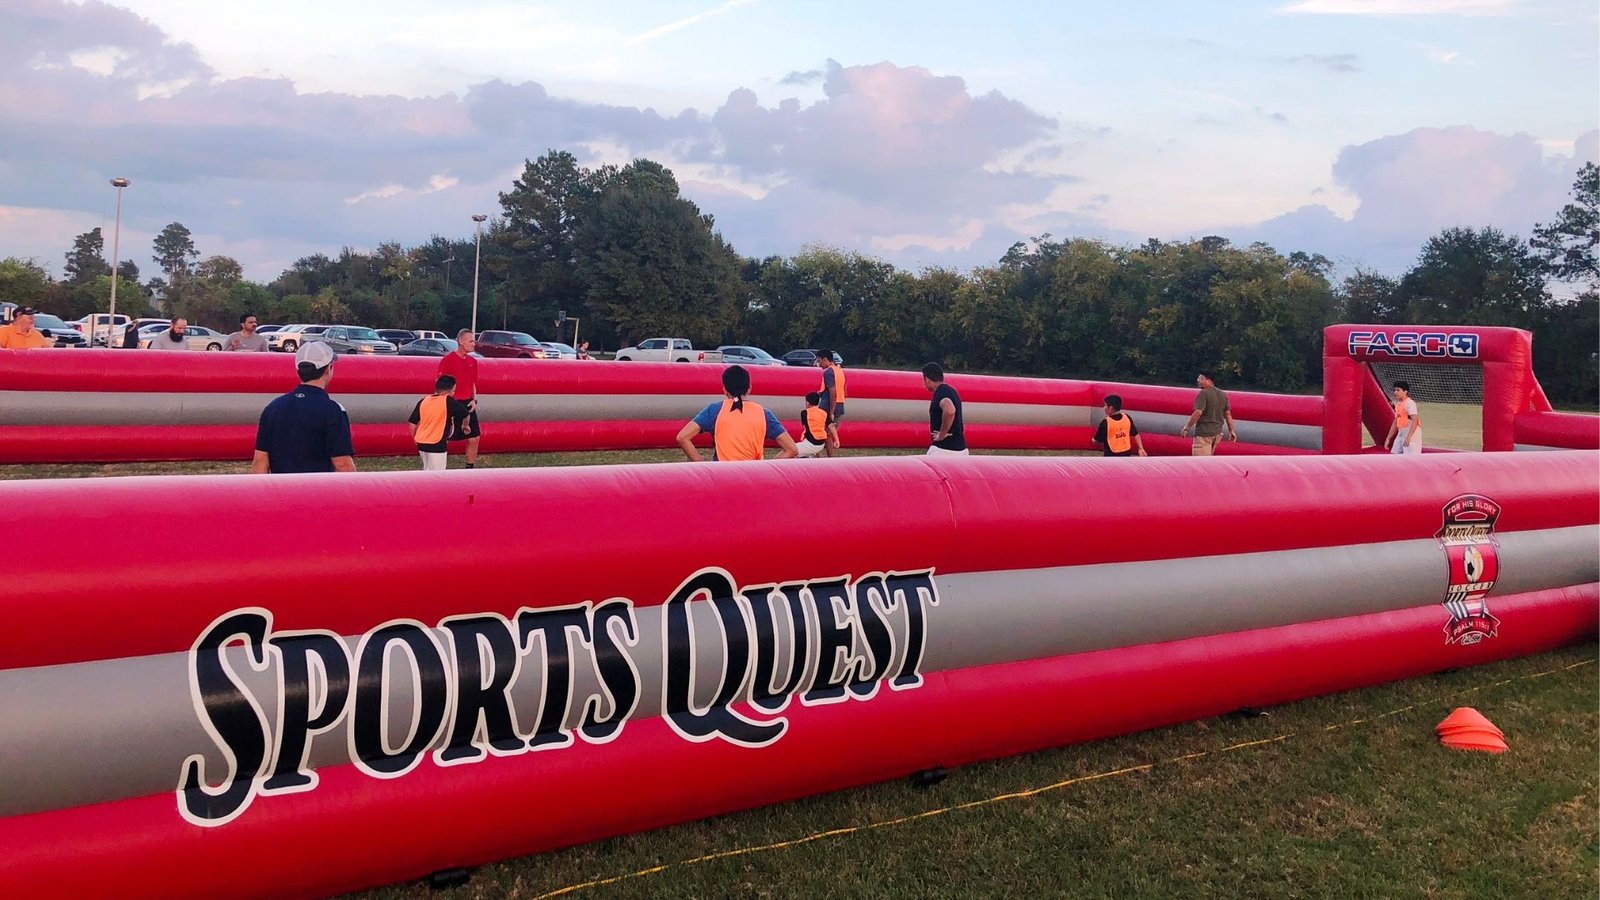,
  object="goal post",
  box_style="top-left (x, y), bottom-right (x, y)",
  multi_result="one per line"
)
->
top-left (1322, 325), bottom-right (1539, 454)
